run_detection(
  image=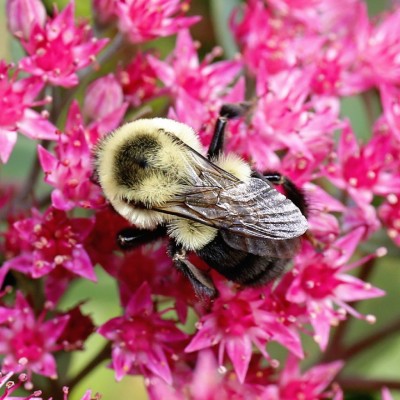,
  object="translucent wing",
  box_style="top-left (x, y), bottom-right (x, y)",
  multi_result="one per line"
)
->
top-left (154, 138), bottom-right (308, 257)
